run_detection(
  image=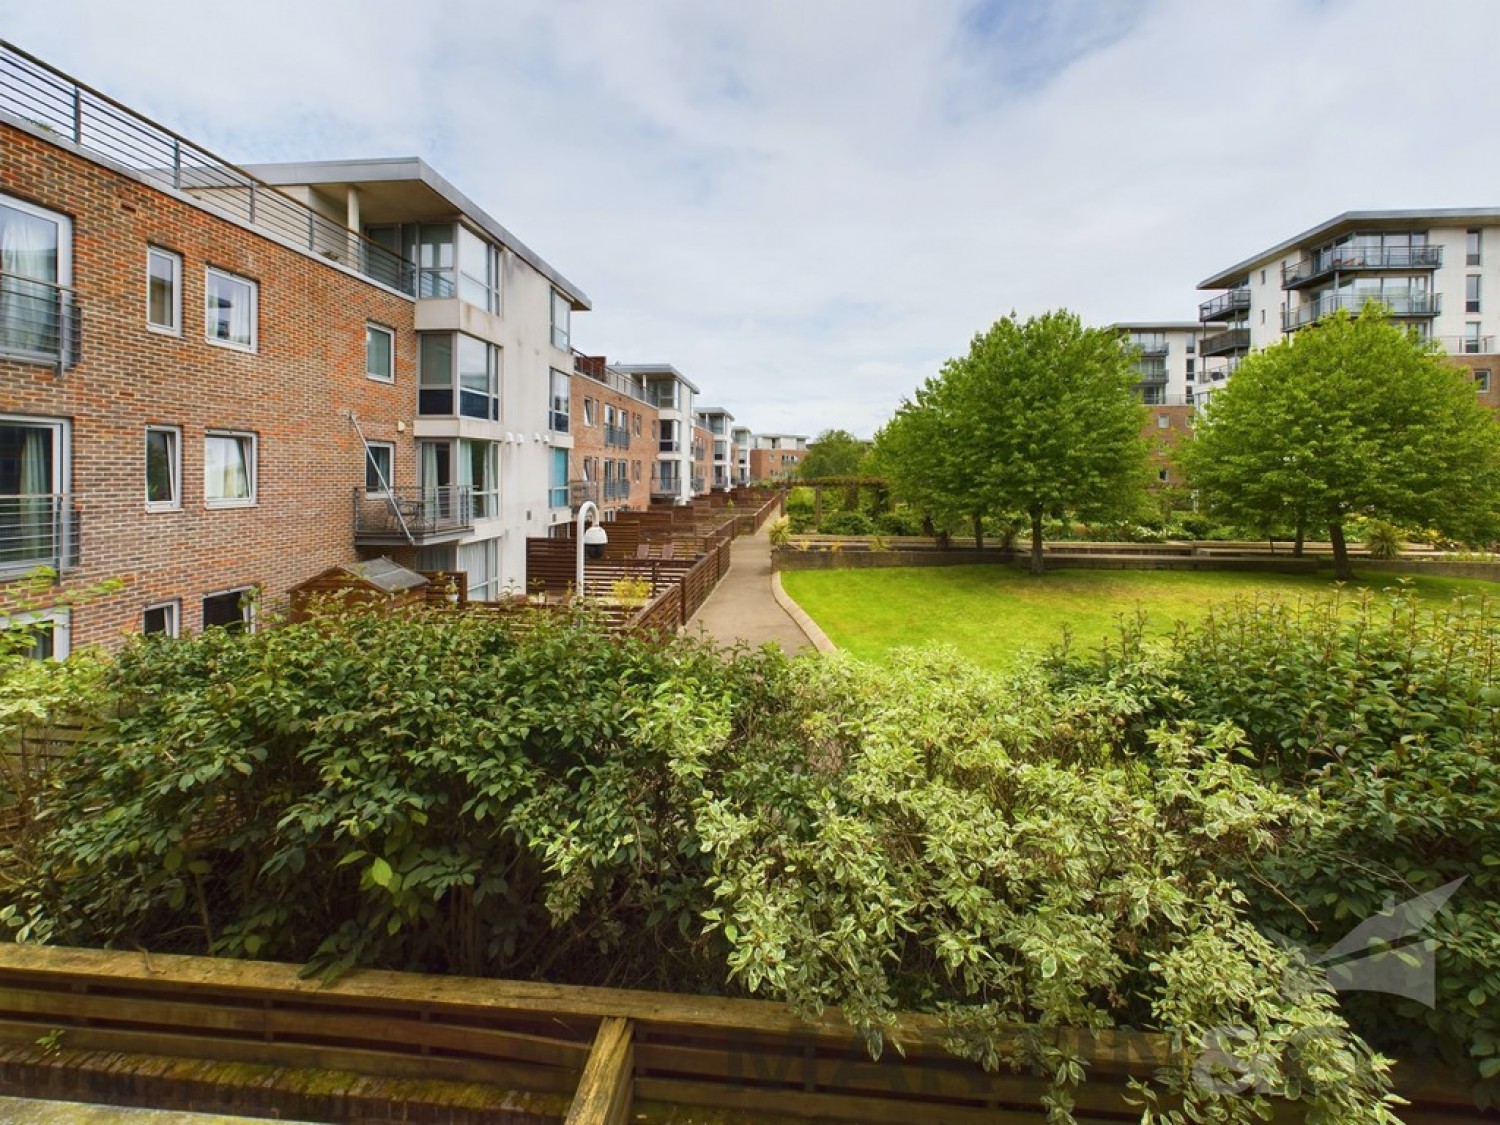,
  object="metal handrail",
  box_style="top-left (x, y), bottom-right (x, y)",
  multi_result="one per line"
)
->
top-left (1198, 289), bottom-right (1251, 321)
top-left (604, 424), bottom-right (630, 448)
top-left (1284, 293), bottom-right (1441, 332)
top-left (1199, 328), bottom-right (1250, 355)
top-left (0, 271), bottom-right (80, 371)
top-left (1283, 245), bottom-right (1442, 286)
top-left (1434, 334), bottom-right (1498, 356)
top-left (352, 486), bottom-right (472, 538)
top-left (0, 493), bottom-right (79, 571)
top-left (0, 40), bottom-right (414, 295)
